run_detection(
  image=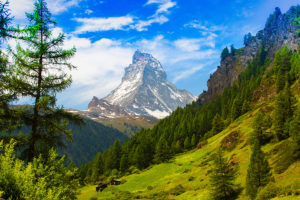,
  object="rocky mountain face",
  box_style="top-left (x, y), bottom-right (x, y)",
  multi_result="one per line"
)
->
top-left (198, 7), bottom-right (300, 104)
top-left (88, 50), bottom-right (196, 119)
